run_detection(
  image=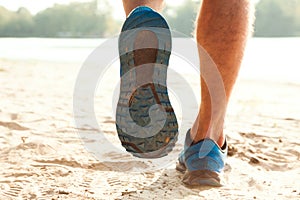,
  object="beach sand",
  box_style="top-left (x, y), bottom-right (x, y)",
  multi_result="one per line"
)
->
top-left (0, 59), bottom-right (299, 200)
